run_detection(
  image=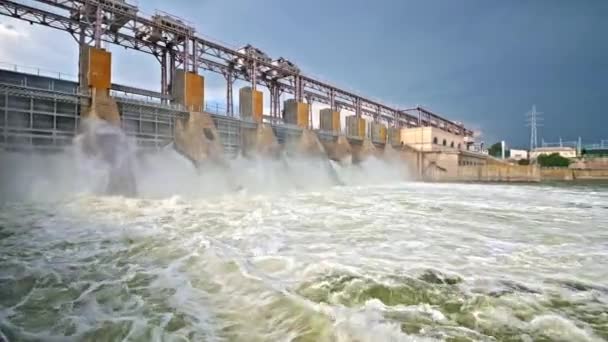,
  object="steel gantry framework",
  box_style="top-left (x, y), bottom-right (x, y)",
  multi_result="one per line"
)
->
top-left (0, 0), bottom-right (472, 136)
